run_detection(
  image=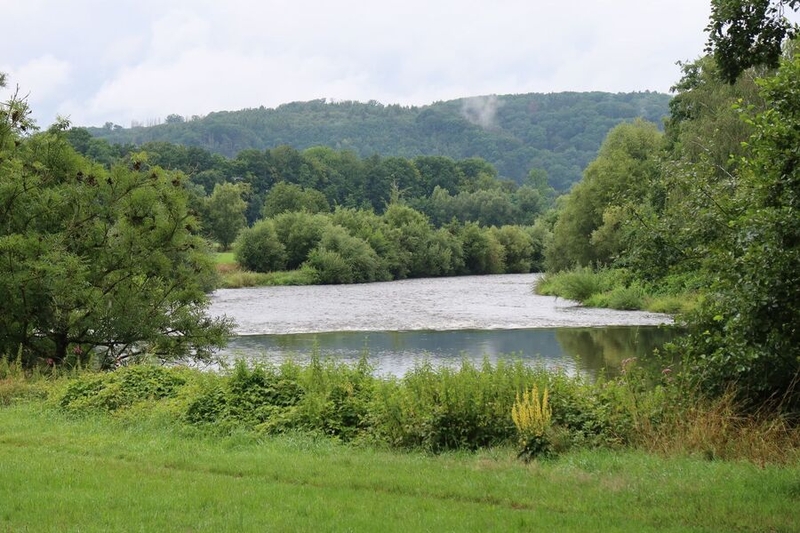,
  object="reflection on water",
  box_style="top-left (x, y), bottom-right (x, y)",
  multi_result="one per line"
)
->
top-left (221, 326), bottom-right (679, 379)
